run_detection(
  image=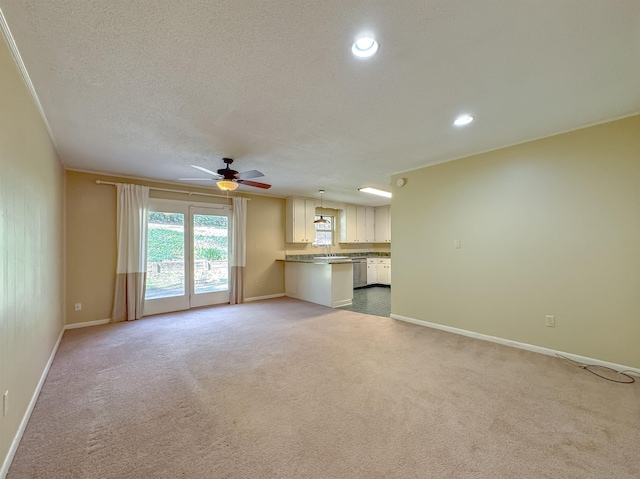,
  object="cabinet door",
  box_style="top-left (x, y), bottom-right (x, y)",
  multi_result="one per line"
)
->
top-left (304, 199), bottom-right (317, 243)
top-left (364, 207), bottom-right (375, 242)
top-left (286, 197), bottom-right (315, 243)
top-left (340, 204), bottom-right (376, 243)
top-left (374, 206), bottom-right (391, 242)
top-left (377, 259), bottom-right (391, 285)
top-left (286, 197), bottom-right (303, 243)
top-left (367, 262), bottom-right (378, 284)
top-left (355, 206), bottom-right (366, 242)
top-left (387, 206), bottom-right (391, 243)
top-left (344, 204), bottom-right (358, 243)
top-left (293, 199), bottom-right (308, 242)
